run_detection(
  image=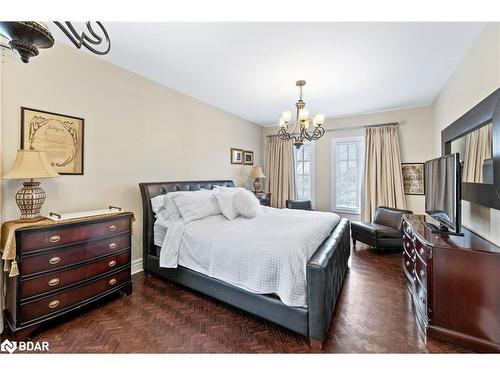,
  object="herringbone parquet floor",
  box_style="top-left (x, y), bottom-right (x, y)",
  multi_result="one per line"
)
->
top-left (1, 243), bottom-right (472, 353)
